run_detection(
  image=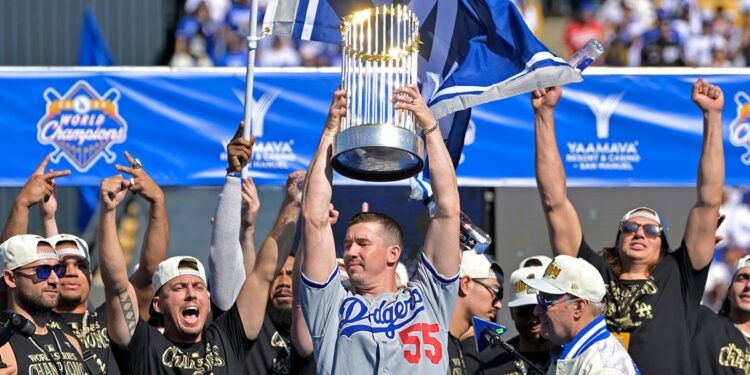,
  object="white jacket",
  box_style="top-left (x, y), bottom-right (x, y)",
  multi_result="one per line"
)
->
top-left (549, 316), bottom-right (640, 375)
